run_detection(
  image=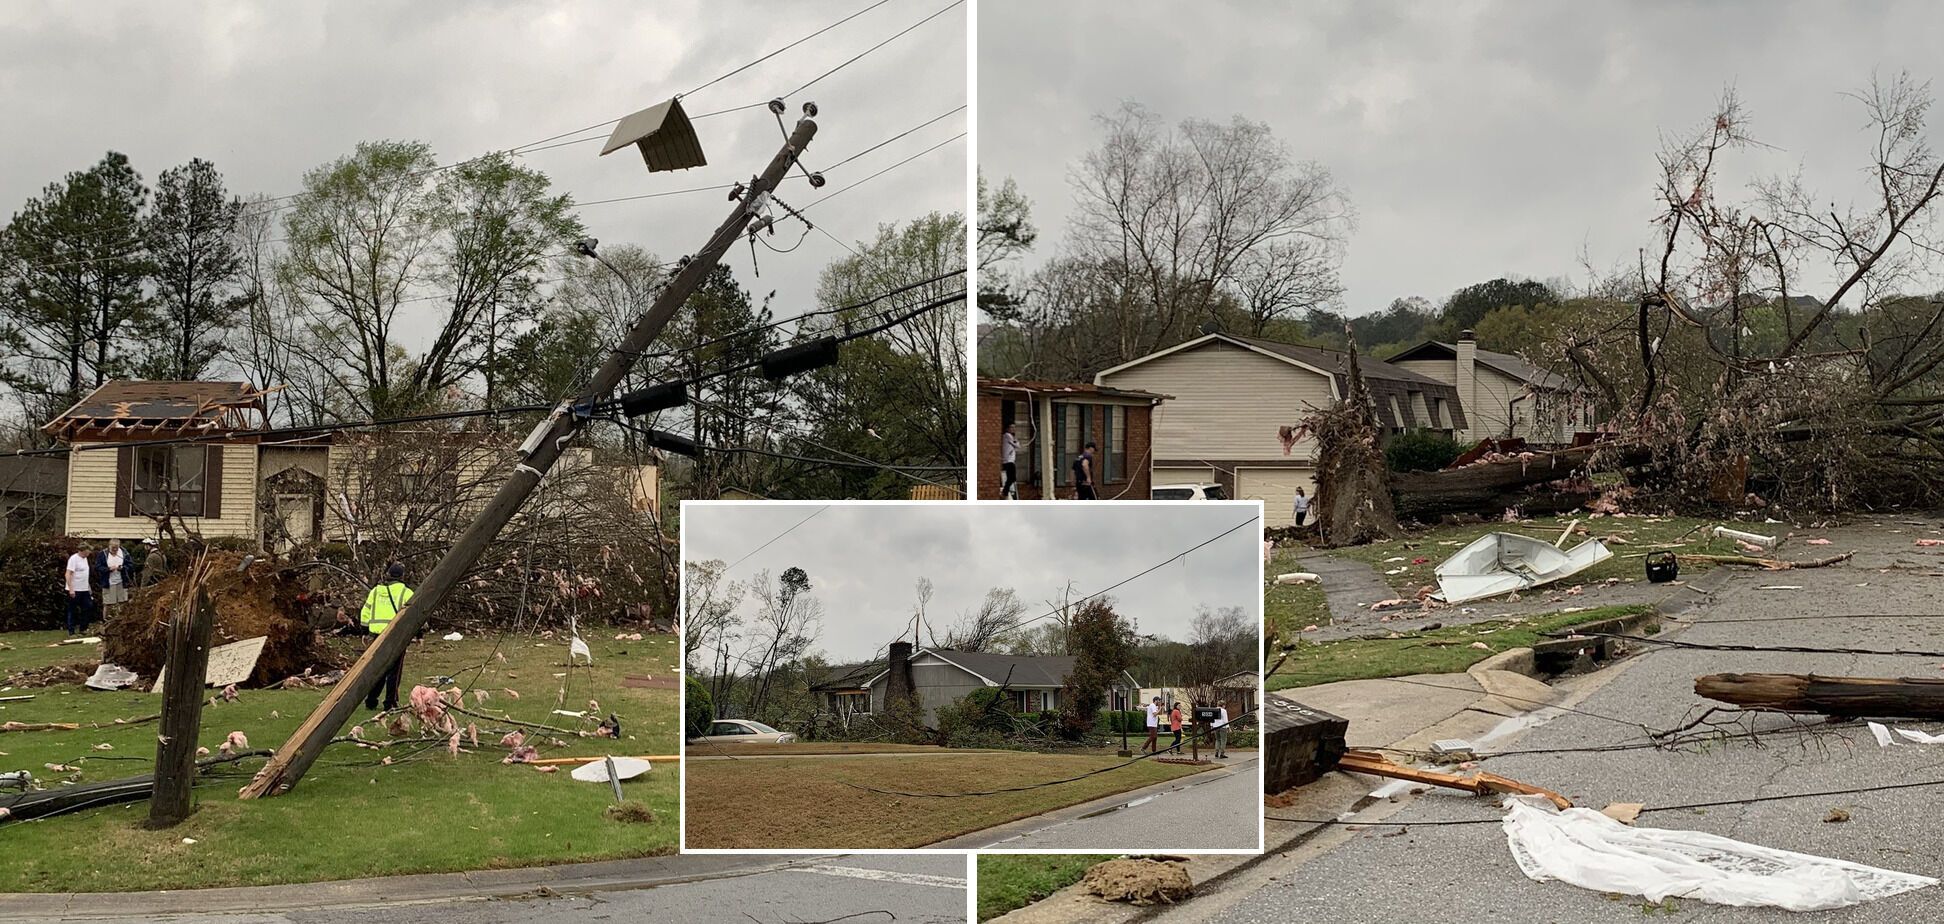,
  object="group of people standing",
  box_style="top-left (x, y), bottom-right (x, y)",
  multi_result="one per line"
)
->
top-left (997, 423), bottom-right (1102, 500)
top-left (1140, 695), bottom-right (1232, 759)
top-left (60, 538), bottom-right (165, 635)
